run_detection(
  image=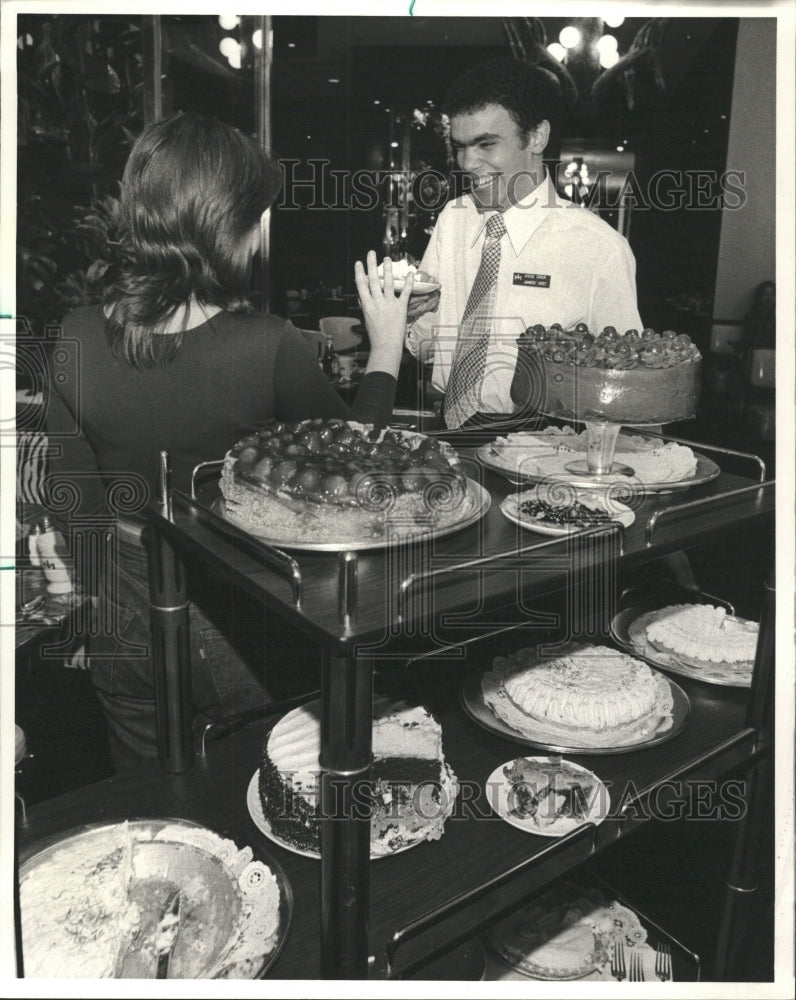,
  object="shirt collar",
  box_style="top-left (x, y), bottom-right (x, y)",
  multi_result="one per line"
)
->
top-left (468, 172), bottom-right (568, 255)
